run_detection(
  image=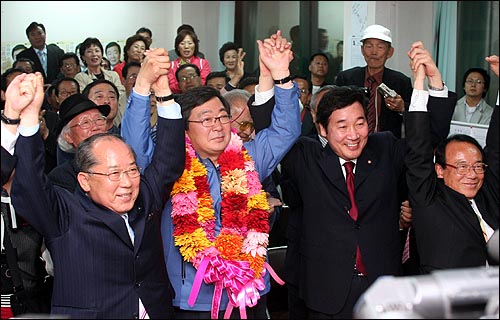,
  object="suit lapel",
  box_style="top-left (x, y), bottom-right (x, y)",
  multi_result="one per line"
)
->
top-left (355, 146), bottom-right (378, 188)
top-left (77, 189), bottom-right (134, 249)
top-left (128, 196), bottom-right (145, 253)
top-left (317, 147), bottom-right (348, 197)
